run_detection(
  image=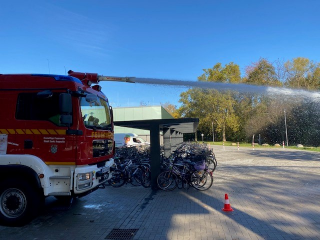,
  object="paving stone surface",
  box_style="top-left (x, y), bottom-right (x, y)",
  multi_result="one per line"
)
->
top-left (1, 145), bottom-right (320, 240)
